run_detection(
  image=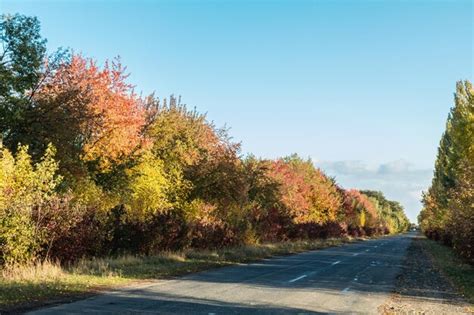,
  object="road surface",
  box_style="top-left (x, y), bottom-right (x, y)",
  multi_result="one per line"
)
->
top-left (30, 233), bottom-right (415, 314)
